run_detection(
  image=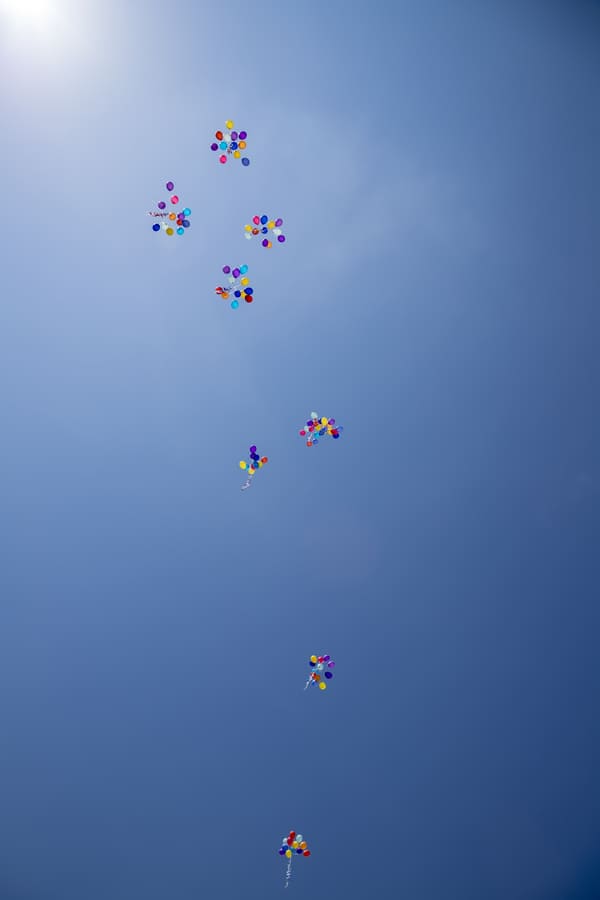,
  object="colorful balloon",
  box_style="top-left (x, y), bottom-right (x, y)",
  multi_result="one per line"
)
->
top-left (210, 120), bottom-right (250, 166)
top-left (239, 444), bottom-right (268, 491)
top-left (215, 264), bottom-right (253, 310)
top-left (305, 653), bottom-right (335, 691)
top-left (298, 412), bottom-right (343, 446)
top-left (243, 214), bottom-right (286, 248)
top-left (279, 831), bottom-right (310, 887)
top-left (148, 181), bottom-right (191, 235)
